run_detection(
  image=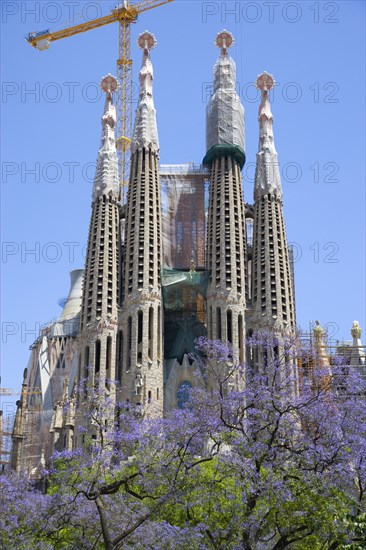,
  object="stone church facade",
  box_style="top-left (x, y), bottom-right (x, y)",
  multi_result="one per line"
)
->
top-left (12, 31), bottom-right (363, 477)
